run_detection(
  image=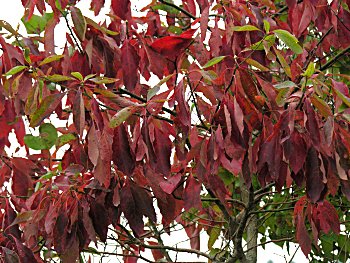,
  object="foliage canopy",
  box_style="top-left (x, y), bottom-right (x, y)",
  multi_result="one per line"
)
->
top-left (1, 0), bottom-right (350, 262)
